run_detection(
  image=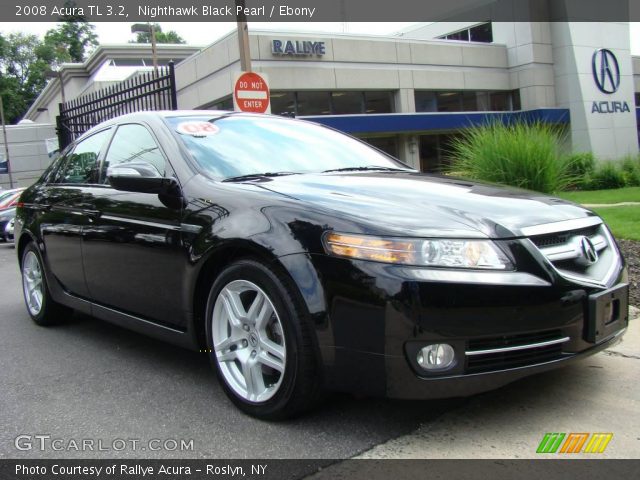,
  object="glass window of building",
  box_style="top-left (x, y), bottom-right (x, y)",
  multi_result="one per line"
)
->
top-left (437, 92), bottom-right (463, 112)
top-left (331, 91), bottom-right (364, 114)
top-left (438, 23), bottom-right (493, 43)
top-left (489, 91), bottom-right (509, 111)
top-left (419, 133), bottom-right (462, 173)
top-left (269, 90), bottom-right (395, 116)
top-left (635, 93), bottom-right (640, 106)
top-left (415, 90), bottom-right (520, 113)
top-left (297, 91), bottom-right (331, 115)
top-left (415, 91), bottom-right (438, 112)
top-left (511, 90), bottom-right (521, 110)
top-left (270, 92), bottom-right (296, 116)
top-left (469, 23), bottom-right (493, 43)
top-left (365, 91), bottom-right (393, 113)
top-left (361, 136), bottom-right (399, 158)
top-left (445, 30), bottom-right (469, 41)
